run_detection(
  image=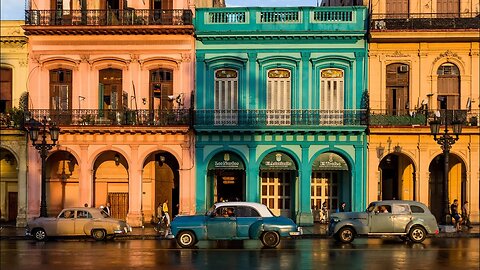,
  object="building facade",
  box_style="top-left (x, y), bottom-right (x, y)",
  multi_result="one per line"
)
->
top-left (23, 0), bottom-right (197, 226)
top-left (194, 6), bottom-right (369, 225)
top-left (0, 21), bottom-right (29, 226)
top-left (368, 0), bottom-right (479, 222)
